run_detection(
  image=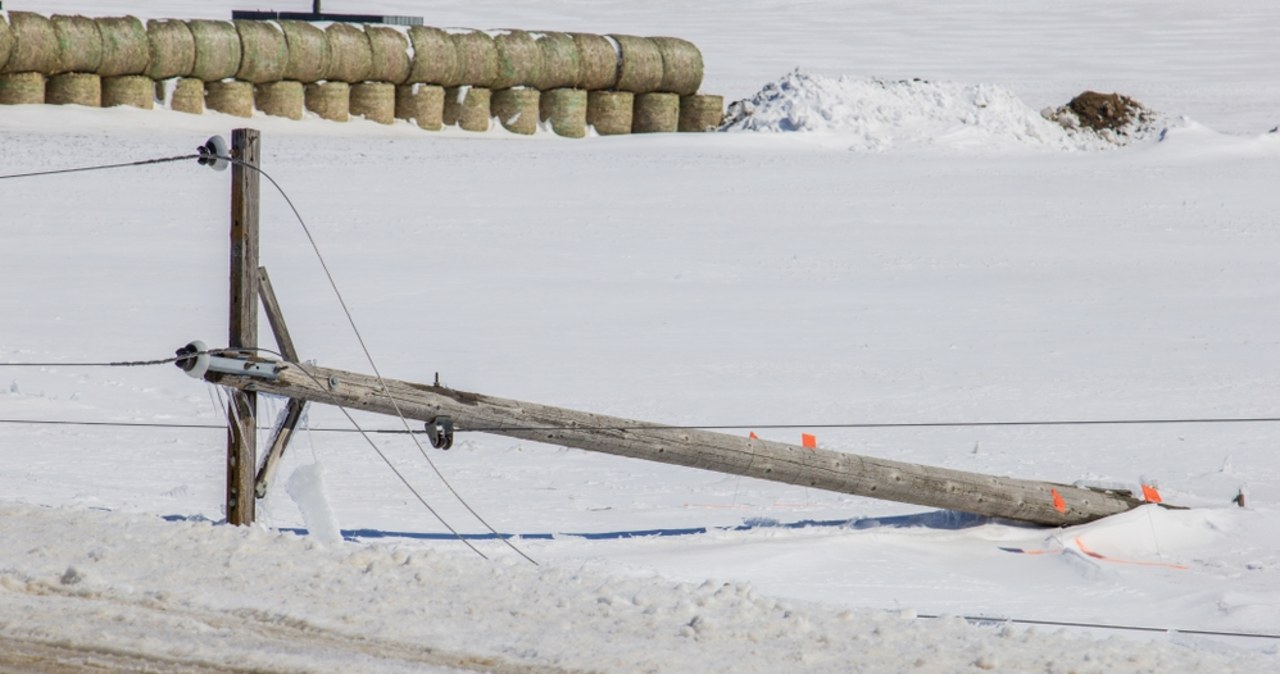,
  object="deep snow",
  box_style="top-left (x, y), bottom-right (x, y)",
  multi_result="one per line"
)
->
top-left (4, 1), bottom-right (1280, 671)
